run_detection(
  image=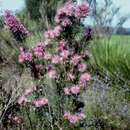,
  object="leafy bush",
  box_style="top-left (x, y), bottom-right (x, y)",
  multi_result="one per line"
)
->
top-left (1, 1), bottom-right (91, 130)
